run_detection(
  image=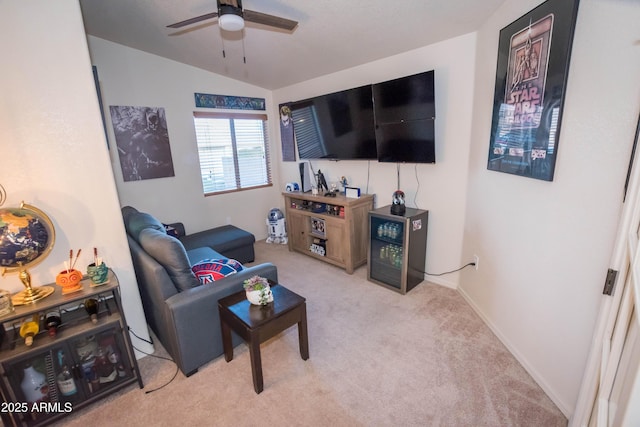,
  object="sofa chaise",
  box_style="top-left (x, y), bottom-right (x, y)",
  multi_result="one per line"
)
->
top-left (121, 206), bottom-right (278, 376)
